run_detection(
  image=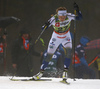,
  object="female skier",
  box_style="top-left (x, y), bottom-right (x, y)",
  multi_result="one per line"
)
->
top-left (32, 3), bottom-right (82, 83)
